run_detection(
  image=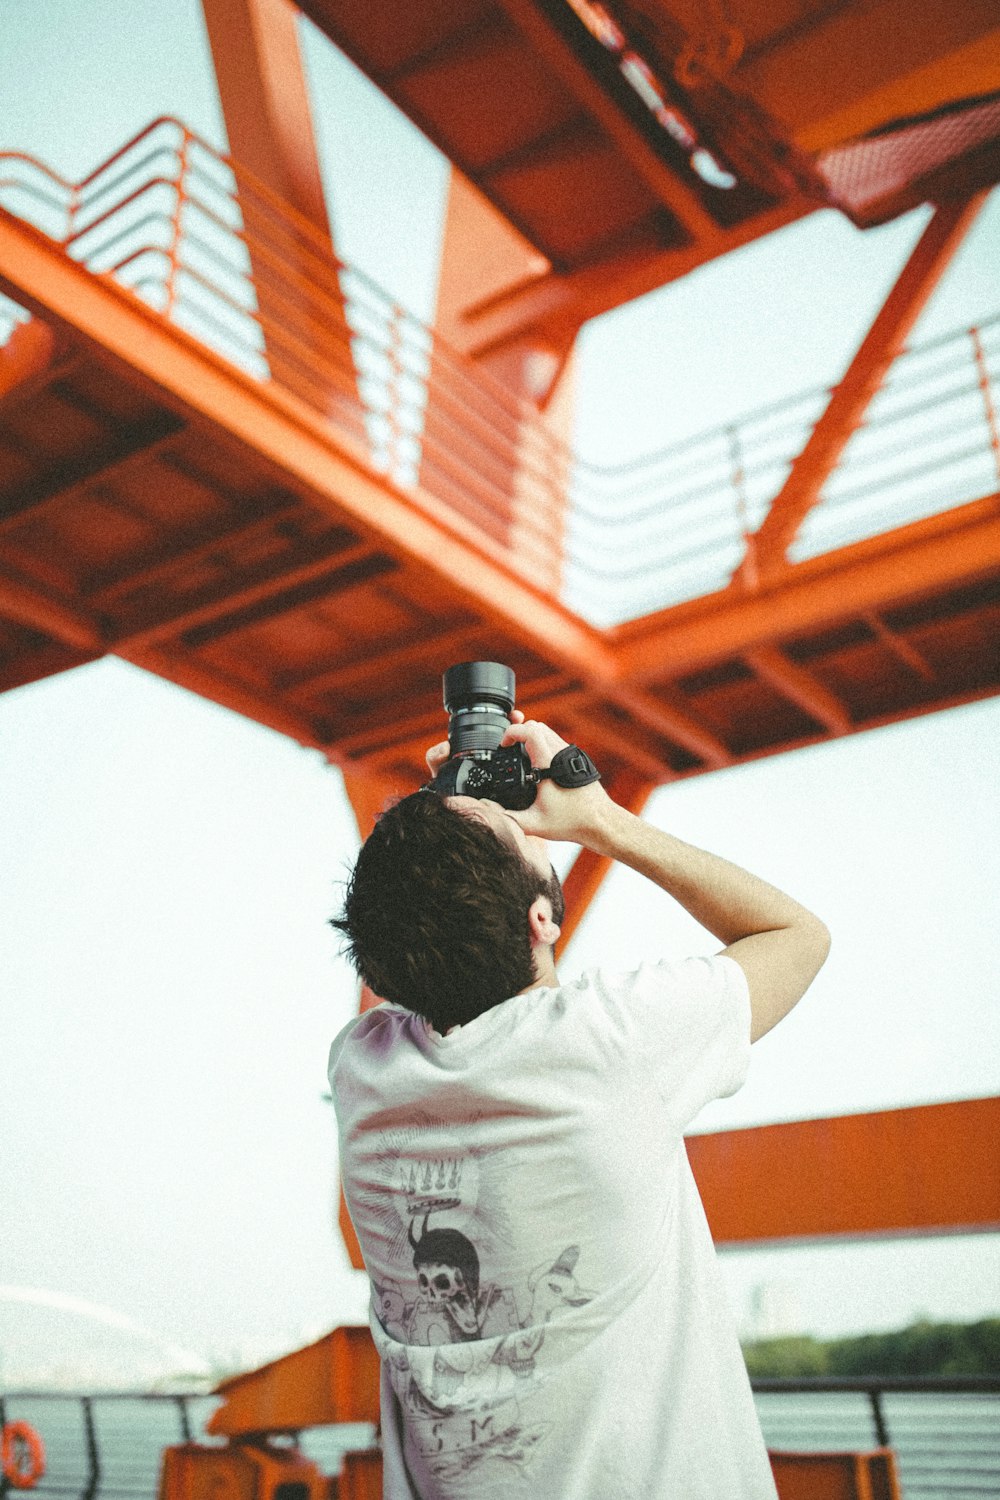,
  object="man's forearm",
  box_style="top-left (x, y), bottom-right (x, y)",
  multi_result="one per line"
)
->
top-left (499, 717), bottom-right (830, 1039)
top-left (580, 798), bottom-right (829, 1040)
top-left (581, 798), bottom-right (822, 948)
